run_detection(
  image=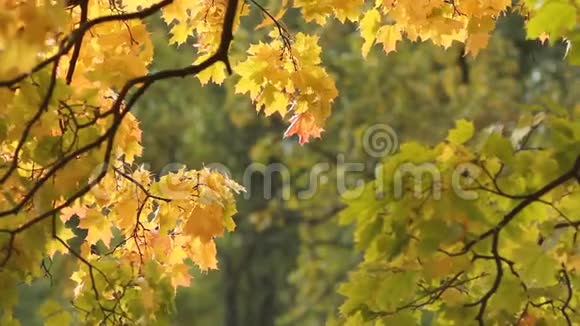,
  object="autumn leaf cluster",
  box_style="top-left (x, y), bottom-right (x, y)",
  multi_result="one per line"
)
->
top-left (0, 0), bottom-right (578, 324)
